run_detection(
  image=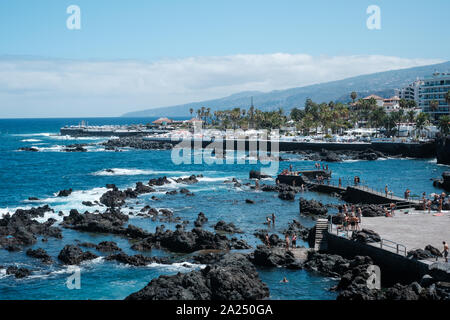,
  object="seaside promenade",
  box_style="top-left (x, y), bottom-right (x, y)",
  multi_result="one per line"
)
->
top-left (360, 209), bottom-right (449, 253)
